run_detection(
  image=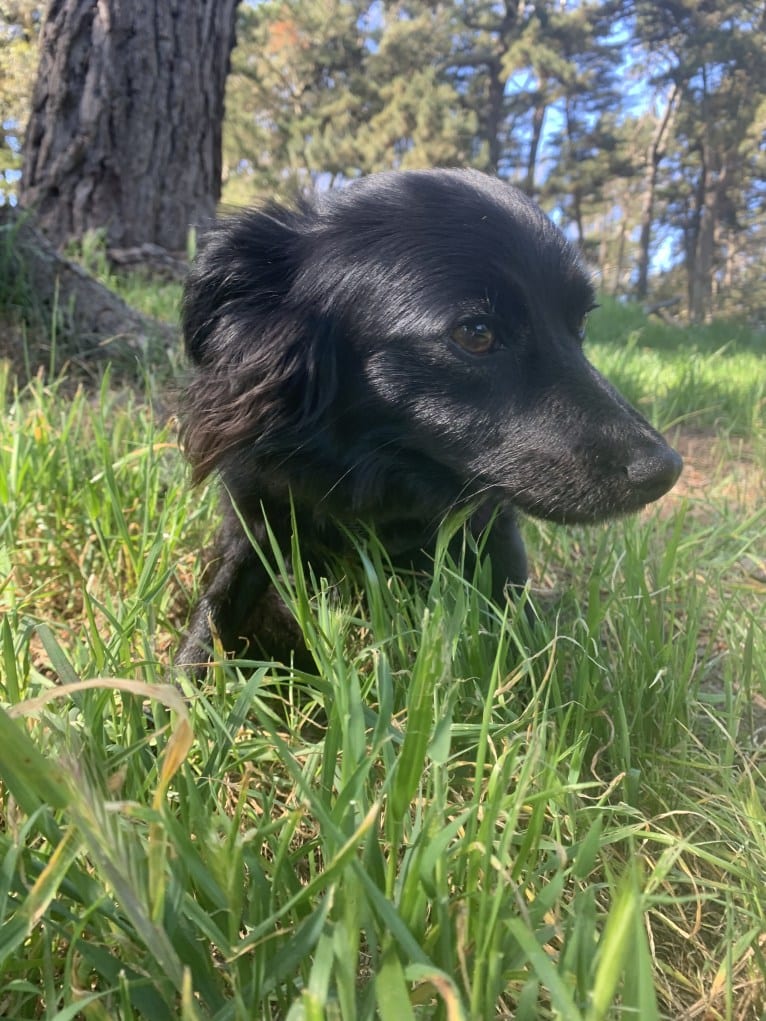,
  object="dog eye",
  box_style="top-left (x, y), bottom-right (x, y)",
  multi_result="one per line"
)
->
top-left (450, 321), bottom-right (496, 355)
